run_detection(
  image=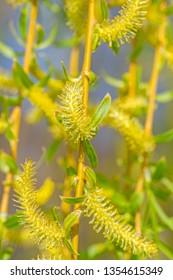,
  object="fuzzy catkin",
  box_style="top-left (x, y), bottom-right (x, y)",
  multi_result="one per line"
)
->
top-left (58, 79), bottom-right (96, 143)
top-left (96, 0), bottom-right (149, 45)
top-left (83, 188), bottom-right (158, 257)
top-left (14, 159), bottom-right (65, 249)
top-left (64, 0), bottom-right (88, 36)
top-left (107, 107), bottom-right (155, 154)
